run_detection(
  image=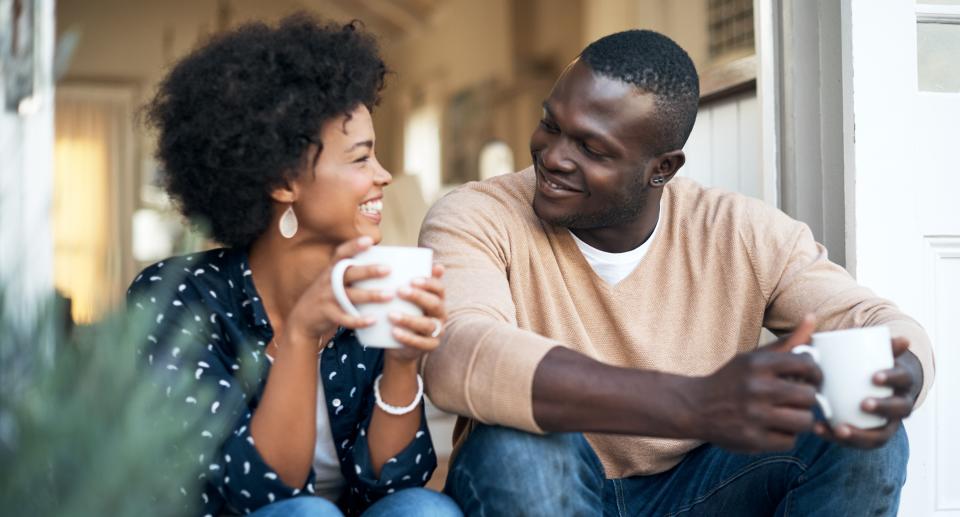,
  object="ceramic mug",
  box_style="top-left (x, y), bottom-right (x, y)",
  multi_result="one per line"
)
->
top-left (330, 246), bottom-right (433, 349)
top-left (792, 326), bottom-right (894, 429)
